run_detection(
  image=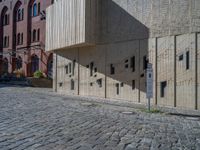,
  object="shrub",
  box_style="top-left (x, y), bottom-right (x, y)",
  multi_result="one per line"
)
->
top-left (34, 70), bottom-right (44, 78)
